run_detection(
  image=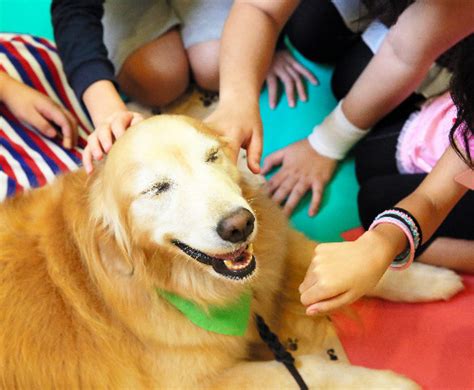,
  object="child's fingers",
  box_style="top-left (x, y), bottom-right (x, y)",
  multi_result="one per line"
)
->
top-left (272, 175), bottom-right (298, 205)
top-left (82, 146), bottom-right (94, 174)
top-left (130, 113), bottom-right (144, 126)
top-left (266, 74), bottom-right (278, 109)
top-left (266, 168), bottom-right (286, 194)
top-left (288, 56), bottom-right (319, 85)
top-left (261, 149), bottom-right (285, 174)
top-left (298, 270), bottom-right (316, 295)
top-left (306, 291), bottom-right (353, 315)
top-left (283, 179), bottom-right (309, 216)
top-left (247, 131), bottom-right (262, 174)
top-left (285, 65), bottom-right (307, 102)
top-left (301, 284), bottom-right (336, 307)
top-left (37, 101), bottom-right (71, 142)
top-left (62, 109), bottom-right (78, 148)
top-left (277, 70), bottom-right (295, 108)
top-left (29, 110), bottom-right (57, 138)
top-left (308, 182), bottom-right (324, 217)
top-left (87, 133), bottom-right (105, 161)
top-left (97, 128), bottom-right (113, 153)
top-left (110, 112), bottom-right (133, 140)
